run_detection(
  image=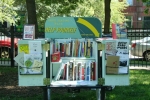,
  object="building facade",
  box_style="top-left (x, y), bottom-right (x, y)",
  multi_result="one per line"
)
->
top-left (124, 0), bottom-right (150, 28)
